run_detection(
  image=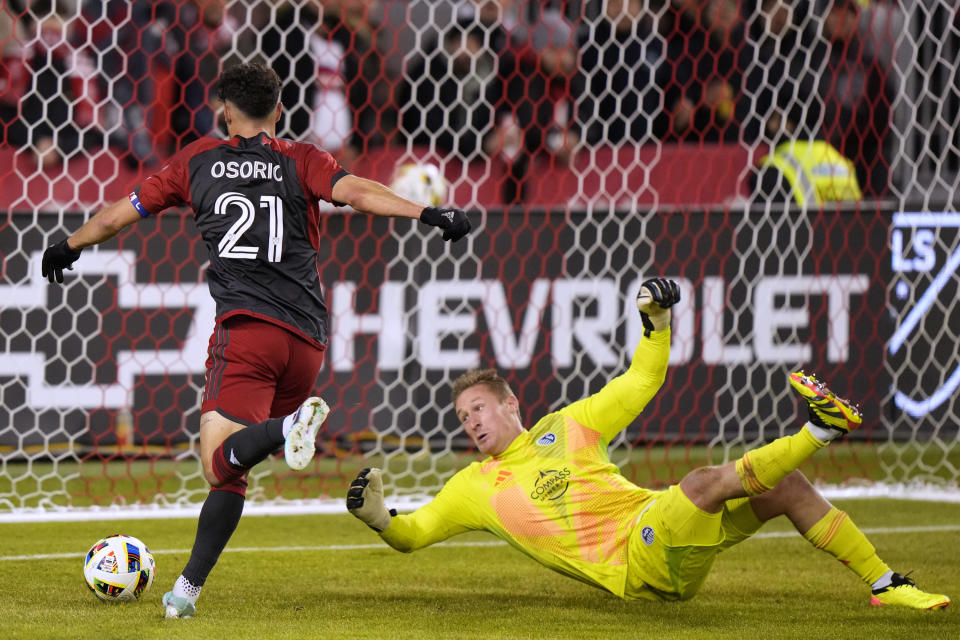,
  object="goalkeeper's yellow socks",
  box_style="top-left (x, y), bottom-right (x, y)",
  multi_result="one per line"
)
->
top-left (802, 506), bottom-right (890, 585)
top-left (735, 428), bottom-right (826, 495)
